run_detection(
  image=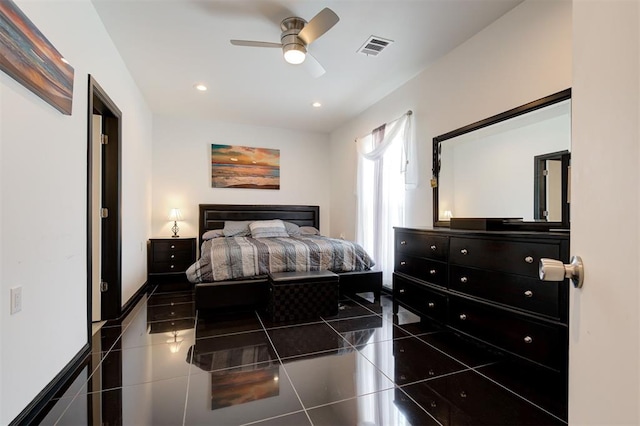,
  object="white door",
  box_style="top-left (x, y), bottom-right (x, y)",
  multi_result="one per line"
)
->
top-left (570, 1), bottom-right (639, 423)
top-left (91, 114), bottom-right (102, 322)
